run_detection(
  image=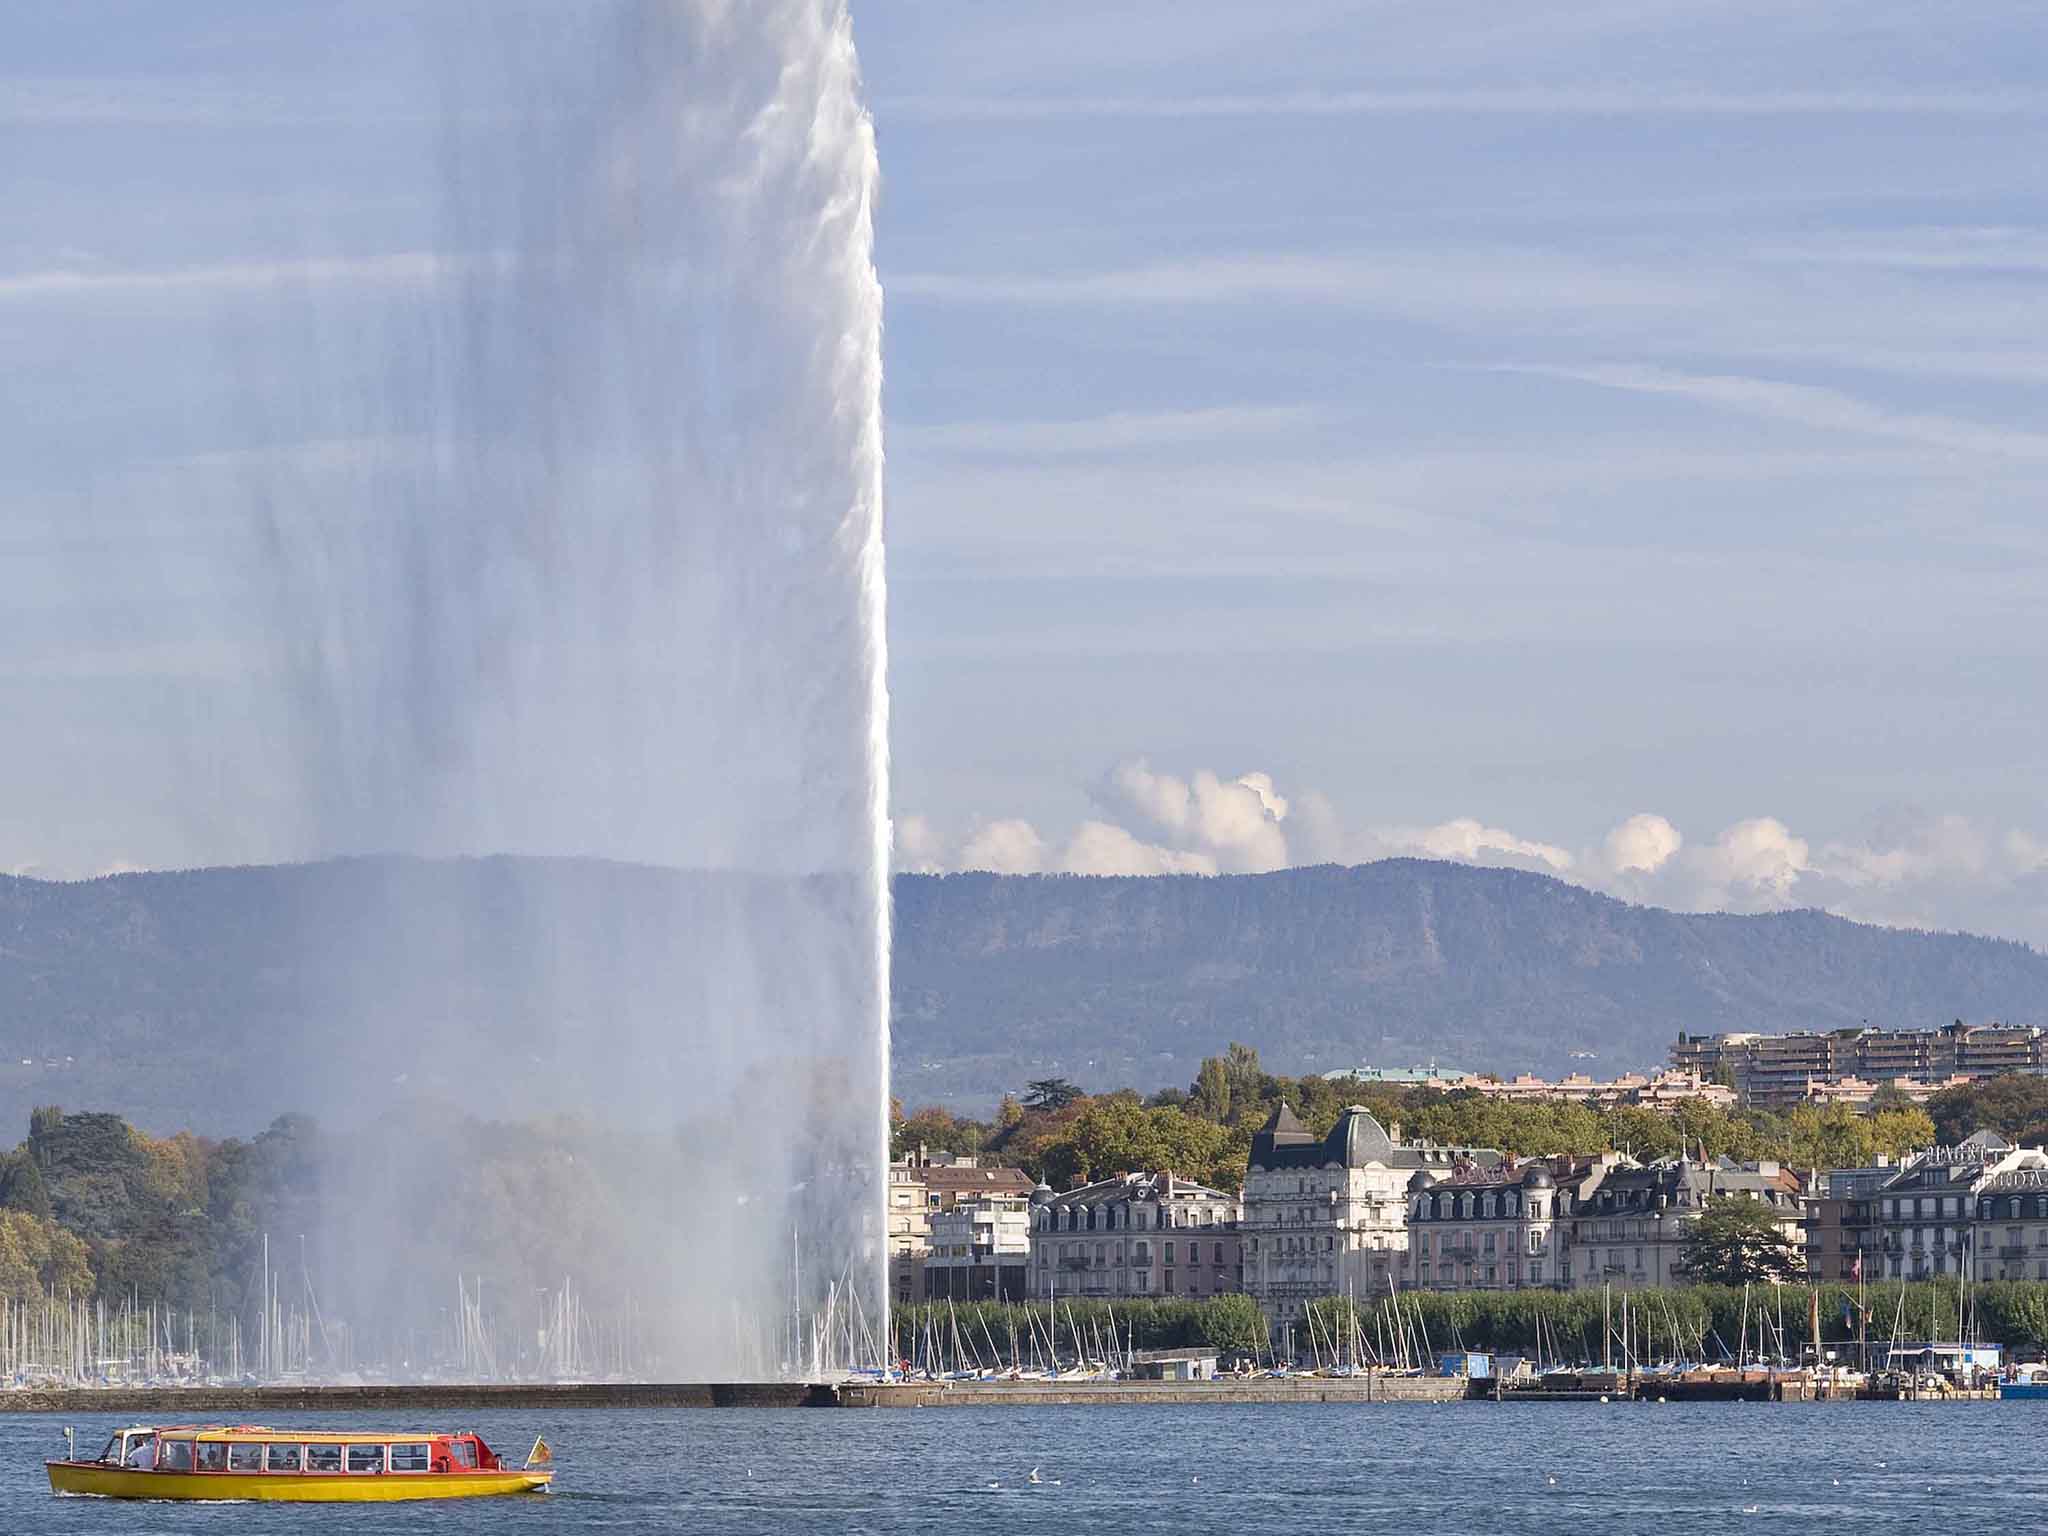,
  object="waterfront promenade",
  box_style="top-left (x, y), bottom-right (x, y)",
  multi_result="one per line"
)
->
top-left (0, 1376), bottom-right (1465, 1414)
